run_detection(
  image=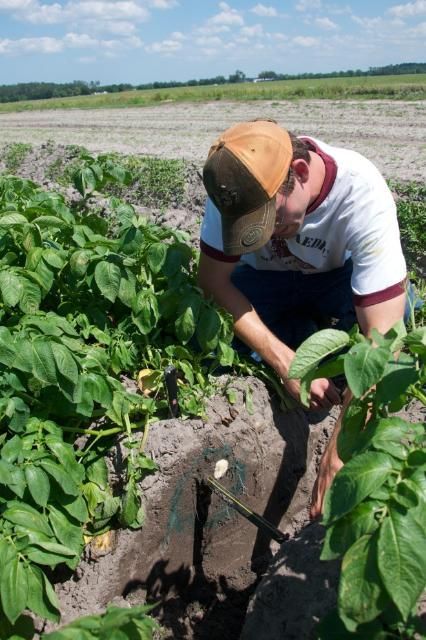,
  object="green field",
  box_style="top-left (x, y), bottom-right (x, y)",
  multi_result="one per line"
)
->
top-left (0, 73), bottom-right (425, 112)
